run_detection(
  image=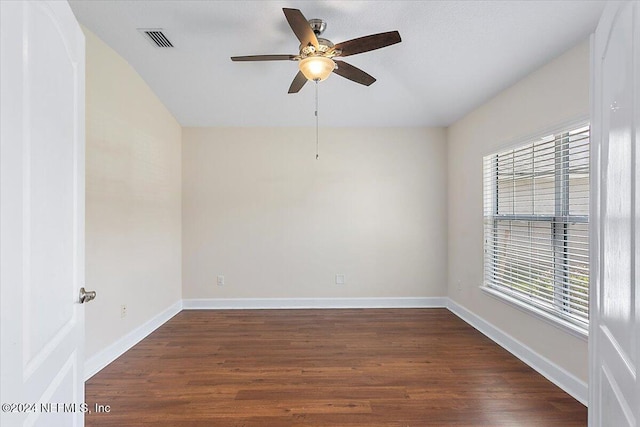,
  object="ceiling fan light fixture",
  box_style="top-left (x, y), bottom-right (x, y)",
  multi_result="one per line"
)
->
top-left (299, 56), bottom-right (335, 82)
